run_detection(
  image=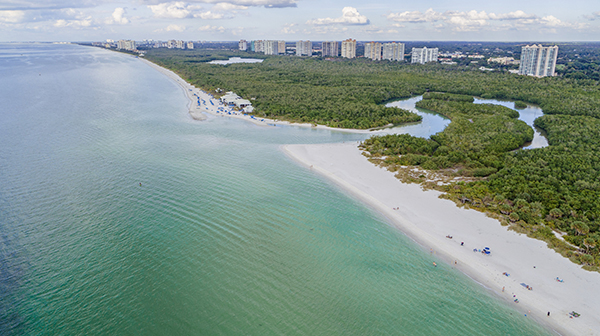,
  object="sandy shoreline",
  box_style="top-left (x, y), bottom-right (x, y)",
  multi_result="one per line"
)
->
top-left (282, 142), bottom-right (600, 336)
top-left (140, 58), bottom-right (402, 134)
